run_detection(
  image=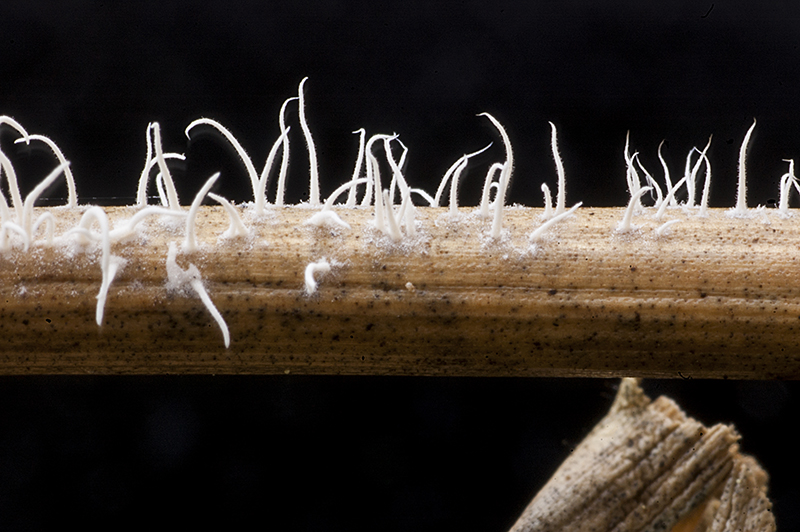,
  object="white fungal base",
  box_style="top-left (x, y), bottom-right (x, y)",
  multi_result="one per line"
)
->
top-left (304, 258), bottom-right (332, 295)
